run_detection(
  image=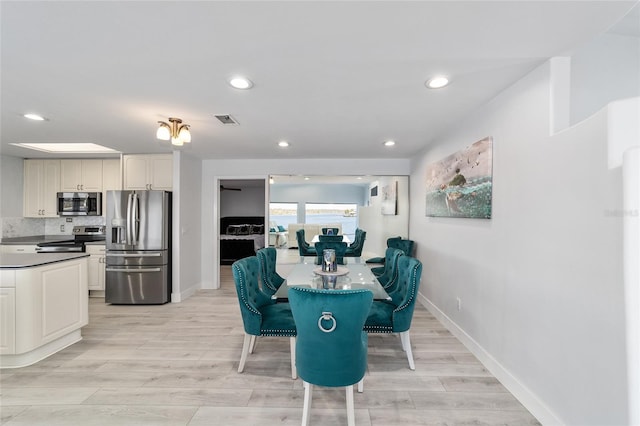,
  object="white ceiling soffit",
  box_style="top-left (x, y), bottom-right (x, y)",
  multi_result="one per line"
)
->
top-left (1, 1), bottom-right (636, 160)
